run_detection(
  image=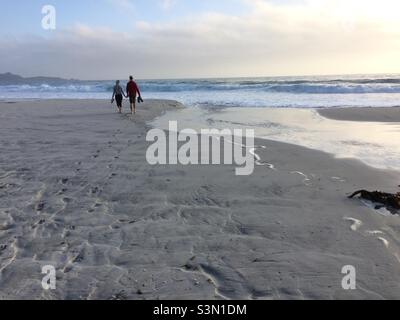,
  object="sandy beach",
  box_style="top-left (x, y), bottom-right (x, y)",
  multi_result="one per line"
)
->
top-left (318, 107), bottom-right (400, 122)
top-left (1, 99), bottom-right (400, 300)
